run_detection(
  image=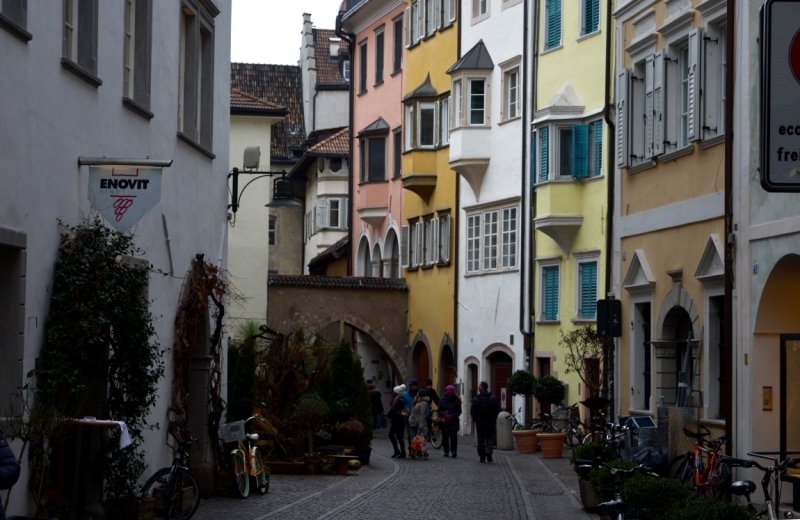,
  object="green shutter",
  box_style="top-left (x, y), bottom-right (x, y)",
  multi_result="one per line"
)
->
top-left (580, 262), bottom-right (597, 318)
top-left (584, 0), bottom-right (599, 34)
top-left (547, 0), bottom-right (561, 49)
top-left (540, 127), bottom-right (549, 182)
top-left (572, 124), bottom-right (589, 178)
top-left (544, 266), bottom-right (559, 320)
top-left (531, 134), bottom-right (537, 185)
top-left (591, 0), bottom-right (600, 33)
top-left (593, 120), bottom-right (603, 176)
